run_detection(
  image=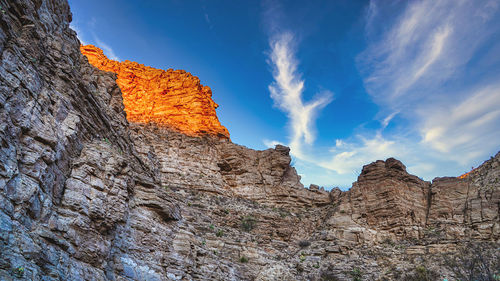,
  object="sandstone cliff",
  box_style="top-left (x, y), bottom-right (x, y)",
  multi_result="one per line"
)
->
top-left (0, 0), bottom-right (498, 280)
top-left (80, 44), bottom-right (230, 139)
